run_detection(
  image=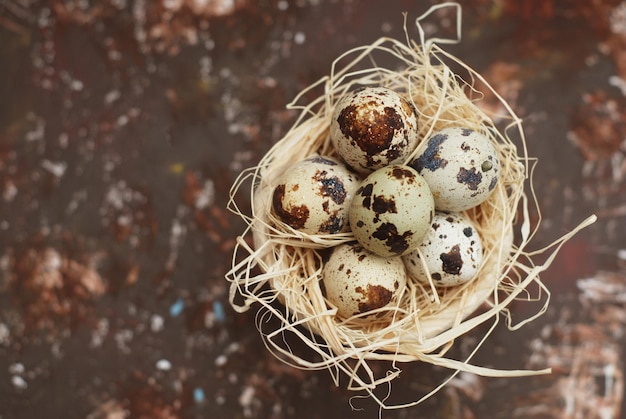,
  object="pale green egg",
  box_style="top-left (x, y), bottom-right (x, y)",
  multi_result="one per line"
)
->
top-left (271, 156), bottom-right (360, 234)
top-left (330, 87), bottom-right (419, 175)
top-left (348, 165), bottom-right (434, 257)
top-left (409, 127), bottom-right (500, 212)
top-left (322, 242), bottom-right (406, 318)
top-left (403, 211), bottom-right (484, 287)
